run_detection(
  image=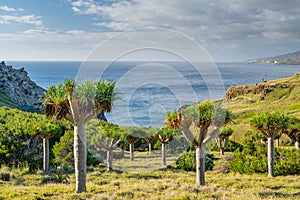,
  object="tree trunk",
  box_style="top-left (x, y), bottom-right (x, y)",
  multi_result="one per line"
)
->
top-left (129, 143), bottom-right (134, 161)
top-left (196, 147), bottom-right (200, 186)
top-left (107, 149), bottom-right (113, 171)
top-left (74, 123), bottom-right (86, 193)
top-left (275, 138), bottom-right (280, 147)
top-left (220, 148), bottom-right (224, 156)
top-left (162, 143), bottom-right (166, 166)
top-left (267, 136), bottom-right (275, 178)
top-left (121, 144), bottom-right (125, 158)
top-left (43, 138), bottom-right (49, 173)
top-left (148, 143), bottom-right (152, 155)
top-left (295, 141), bottom-right (299, 150)
top-left (196, 146), bottom-right (205, 186)
top-left (200, 145), bottom-right (206, 186)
